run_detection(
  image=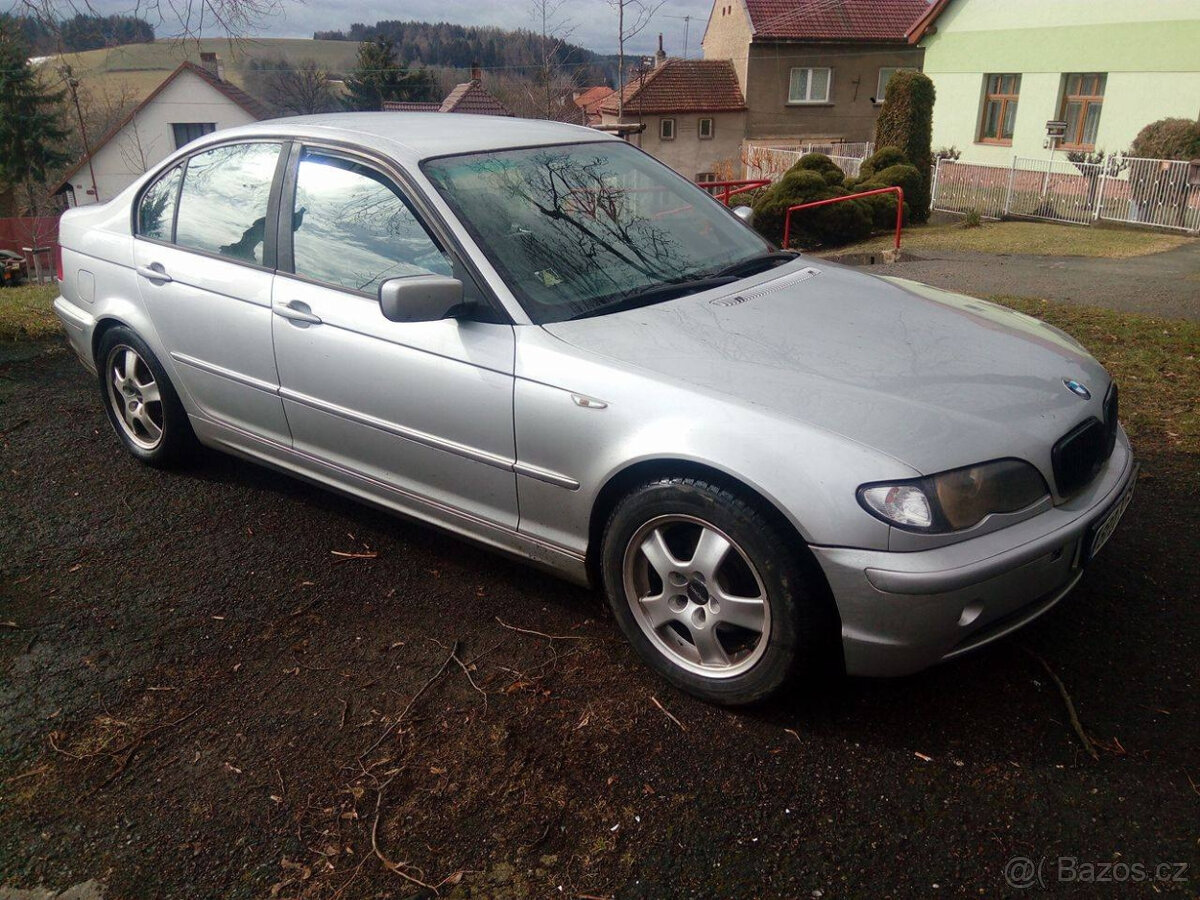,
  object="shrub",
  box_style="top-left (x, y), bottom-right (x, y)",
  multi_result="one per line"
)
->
top-left (794, 152), bottom-right (846, 186)
top-left (961, 208), bottom-right (982, 228)
top-left (855, 146), bottom-right (907, 181)
top-left (874, 71), bottom-right (935, 222)
top-left (1129, 118), bottom-right (1200, 160)
top-left (752, 158), bottom-right (872, 248)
